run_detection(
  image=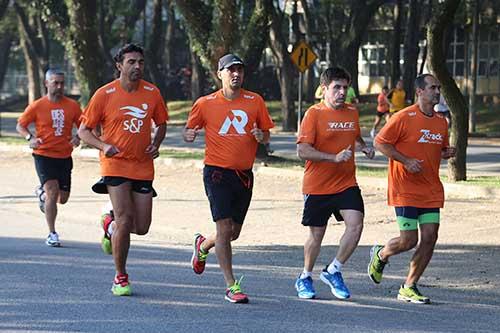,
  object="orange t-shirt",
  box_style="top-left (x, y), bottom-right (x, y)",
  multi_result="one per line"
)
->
top-left (375, 104), bottom-right (449, 207)
top-left (377, 93), bottom-right (389, 113)
top-left (297, 102), bottom-right (360, 195)
top-left (186, 89), bottom-right (274, 170)
top-left (81, 79), bottom-right (169, 180)
top-left (18, 96), bottom-right (82, 159)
